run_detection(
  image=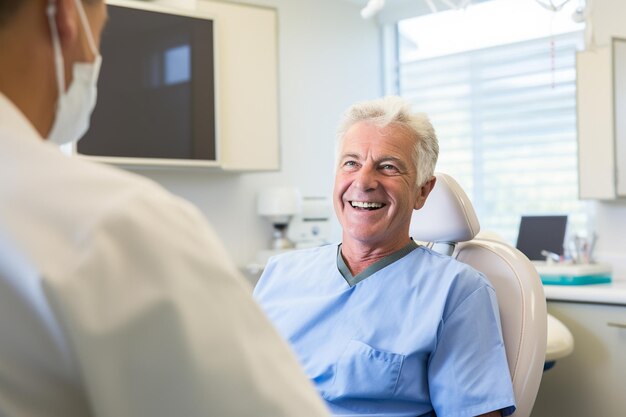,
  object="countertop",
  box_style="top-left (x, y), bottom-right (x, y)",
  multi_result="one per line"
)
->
top-left (543, 280), bottom-right (626, 306)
